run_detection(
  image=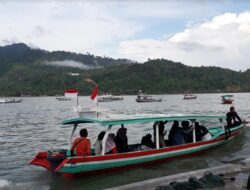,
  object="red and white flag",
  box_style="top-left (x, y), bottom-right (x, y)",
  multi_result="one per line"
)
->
top-left (90, 86), bottom-right (99, 100)
top-left (64, 89), bottom-right (79, 98)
